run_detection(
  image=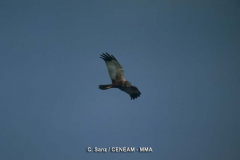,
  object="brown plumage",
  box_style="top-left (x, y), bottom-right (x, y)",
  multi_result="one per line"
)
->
top-left (99, 53), bottom-right (141, 100)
